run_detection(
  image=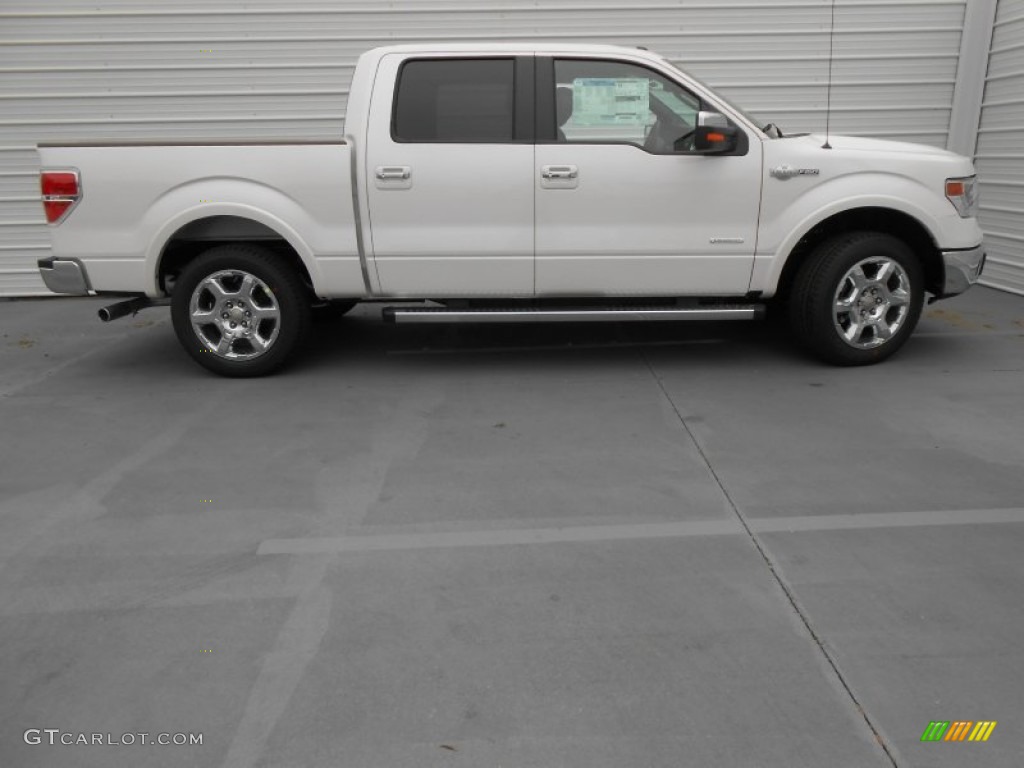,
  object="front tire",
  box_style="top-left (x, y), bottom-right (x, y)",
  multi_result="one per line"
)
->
top-left (171, 245), bottom-right (310, 377)
top-left (788, 232), bottom-right (924, 365)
